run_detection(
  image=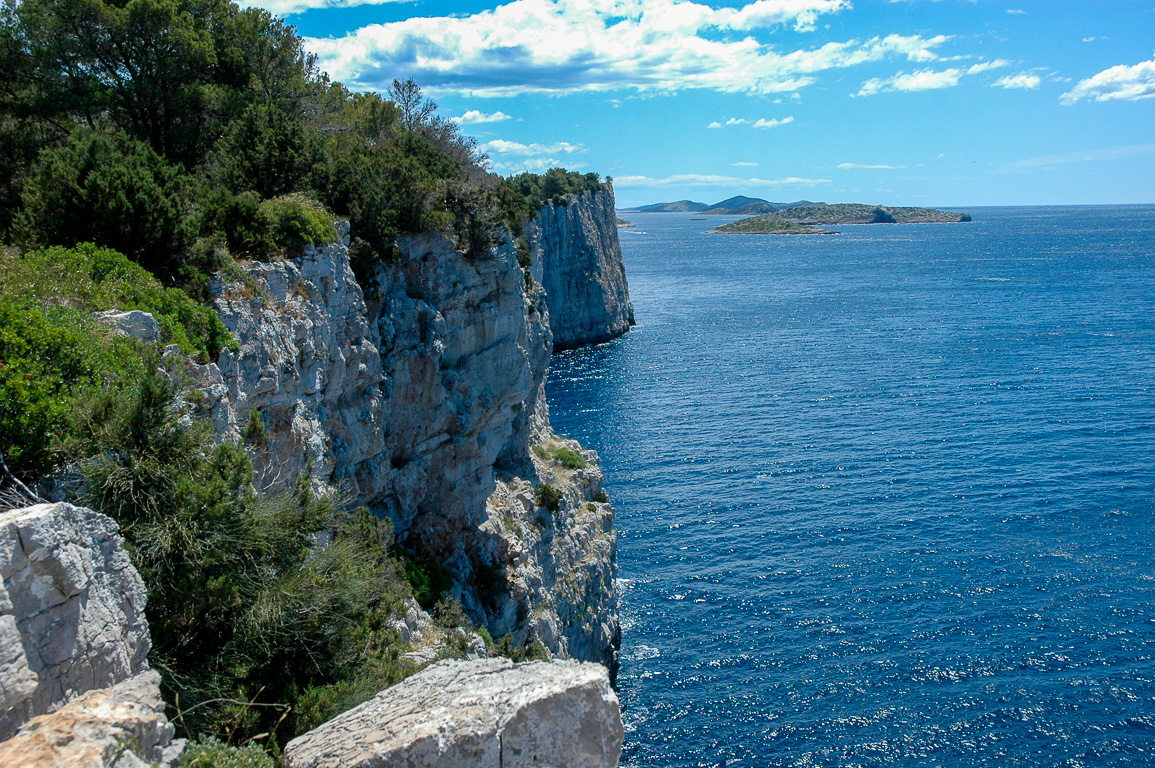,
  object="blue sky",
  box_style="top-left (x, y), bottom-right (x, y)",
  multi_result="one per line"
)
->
top-left (252, 0), bottom-right (1155, 207)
